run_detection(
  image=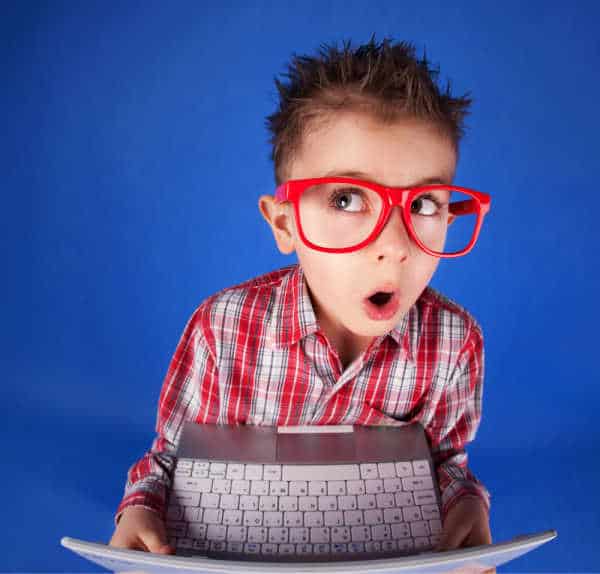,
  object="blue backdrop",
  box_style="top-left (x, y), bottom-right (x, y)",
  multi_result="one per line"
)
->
top-left (3, 0), bottom-right (599, 571)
